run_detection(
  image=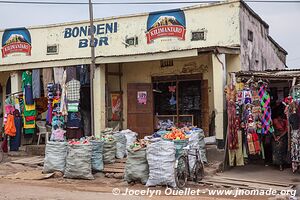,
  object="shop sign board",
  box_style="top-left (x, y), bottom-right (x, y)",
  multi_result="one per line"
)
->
top-left (63, 22), bottom-right (118, 48)
top-left (1, 28), bottom-right (32, 58)
top-left (146, 9), bottom-right (186, 44)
